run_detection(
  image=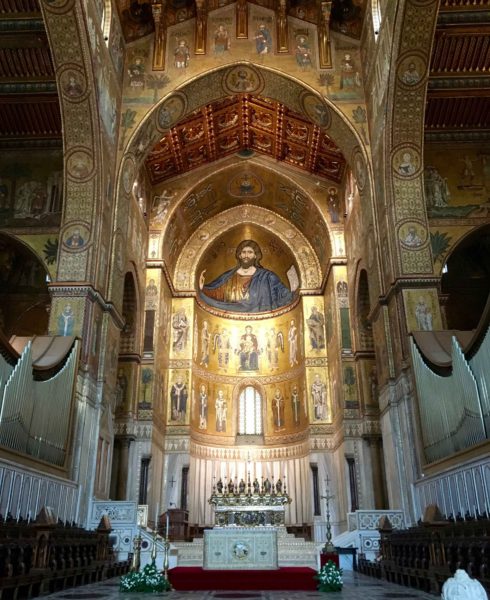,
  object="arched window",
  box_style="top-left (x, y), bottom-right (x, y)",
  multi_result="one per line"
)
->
top-left (238, 386), bottom-right (263, 435)
top-left (372, 0), bottom-right (382, 39)
top-left (101, 0), bottom-right (112, 45)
